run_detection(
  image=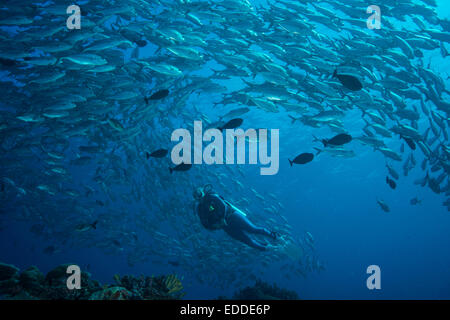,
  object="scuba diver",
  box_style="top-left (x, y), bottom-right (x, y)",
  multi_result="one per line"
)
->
top-left (193, 184), bottom-right (280, 251)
